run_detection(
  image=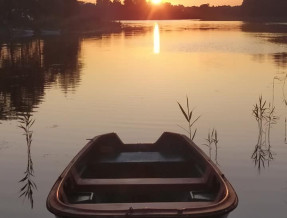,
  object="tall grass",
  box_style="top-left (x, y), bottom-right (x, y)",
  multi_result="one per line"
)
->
top-left (252, 96), bottom-right (277, 171)
top-left (204, 129), bottom-right (219, 165)
top-left (177, 96), bottom-right (200, 140)
top-left (18, 113), bottom-right (37, 209)
top-left (273, 73), bottom-right (287, 143)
